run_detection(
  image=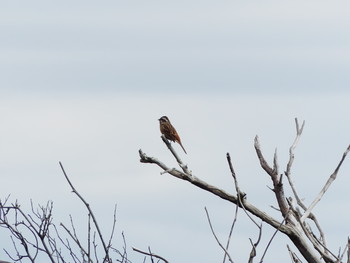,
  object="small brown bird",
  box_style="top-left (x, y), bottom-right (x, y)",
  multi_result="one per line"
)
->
top-left (158, 116), bottom-right (187, 154)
